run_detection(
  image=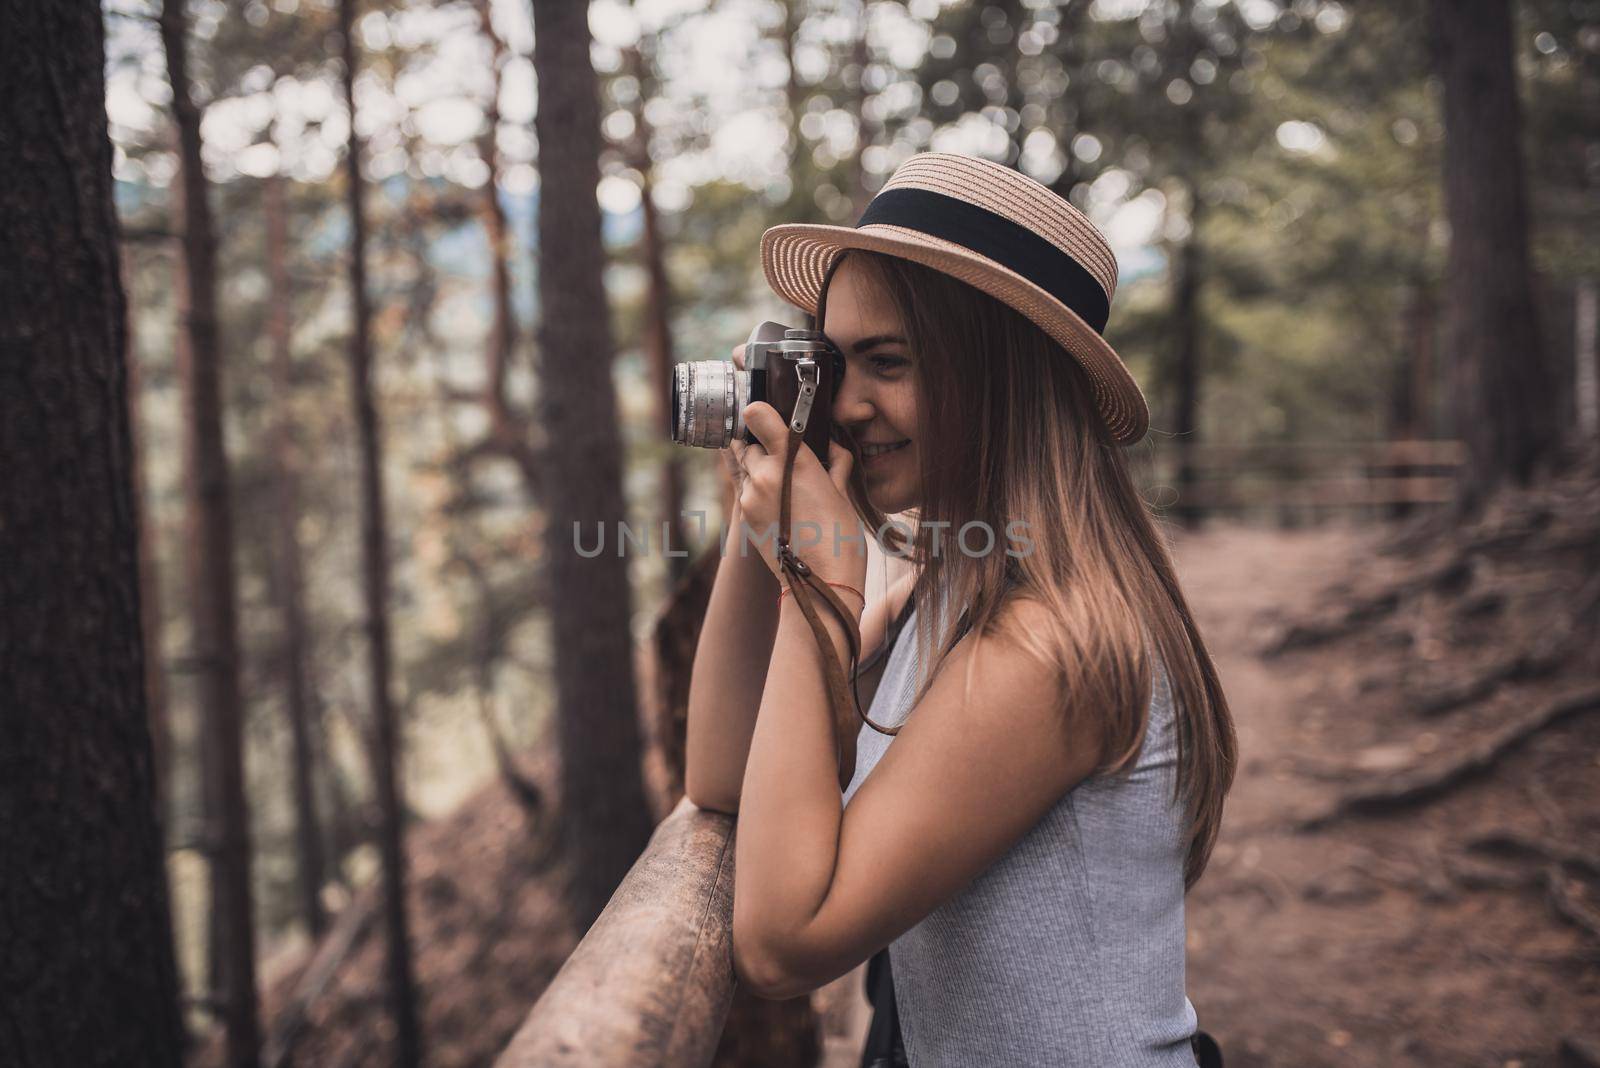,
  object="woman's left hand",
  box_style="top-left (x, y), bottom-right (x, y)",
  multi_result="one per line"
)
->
top-left (729, 401), bottom-right (868, 592)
